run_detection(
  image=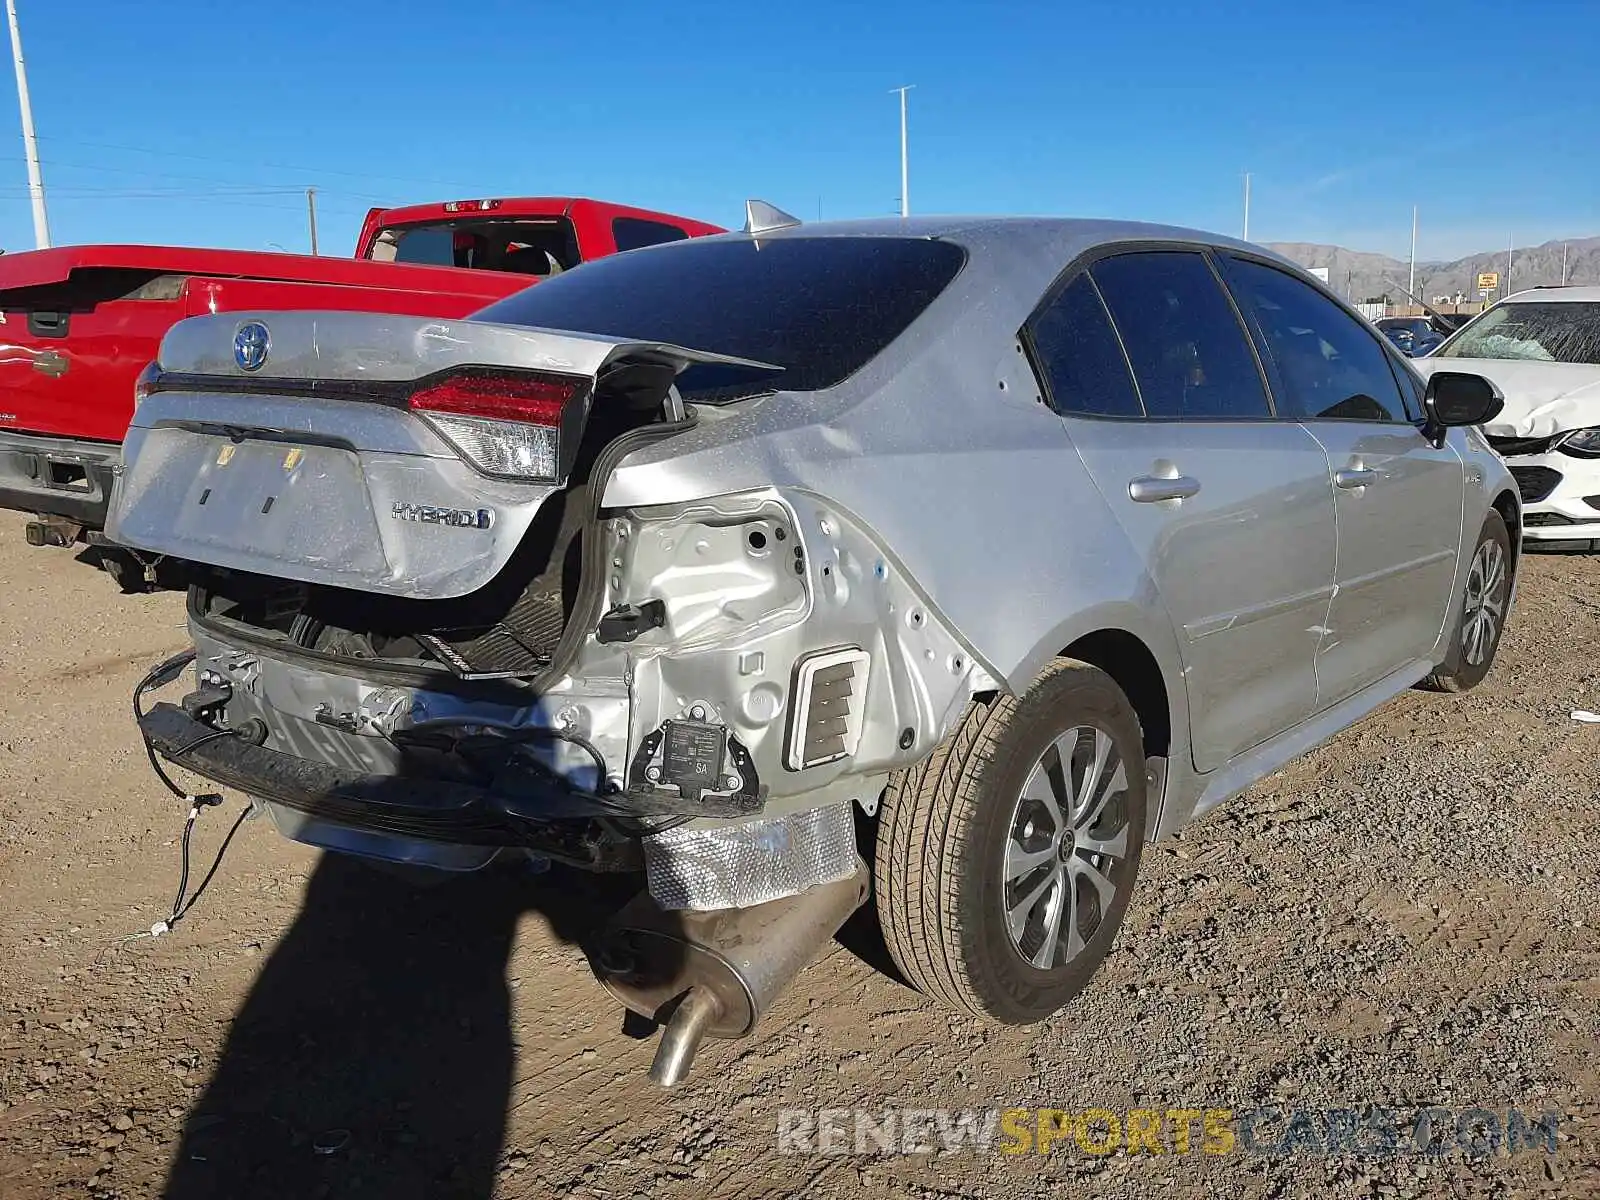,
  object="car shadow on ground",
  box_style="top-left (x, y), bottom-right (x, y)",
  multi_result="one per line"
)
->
top-left (72, 544), bottom-right (191, 594)
top-left (160, 798), bottom-right (898, 1199)
top-left (161, 853), bottom-right (637, 1200)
